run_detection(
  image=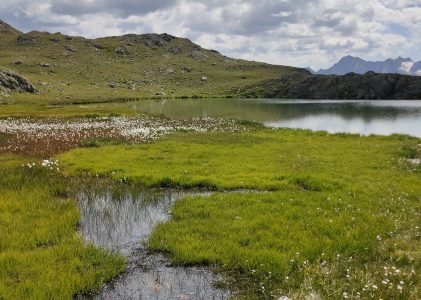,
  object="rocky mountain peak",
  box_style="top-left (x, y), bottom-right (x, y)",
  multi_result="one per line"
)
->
top-left (317, 56), bottom-right (420, 76)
